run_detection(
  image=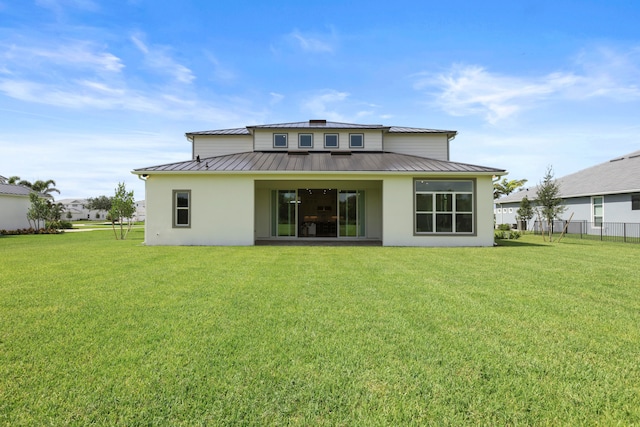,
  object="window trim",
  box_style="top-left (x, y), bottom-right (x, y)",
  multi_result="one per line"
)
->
top-left (273, 133), bottom-right (288, 149)
top-left (414, 179), bottom-right (476, 235)
top-left (298, 133), bottom-right (313, 149)
top-left (173, 189), bottom-right (191, 228)
top-left (349, 133), bottom-right (364, 149)
top-left (324, 133), bottom-right (339, 149)
top-left (592, 195), bottom-right (603, 227)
